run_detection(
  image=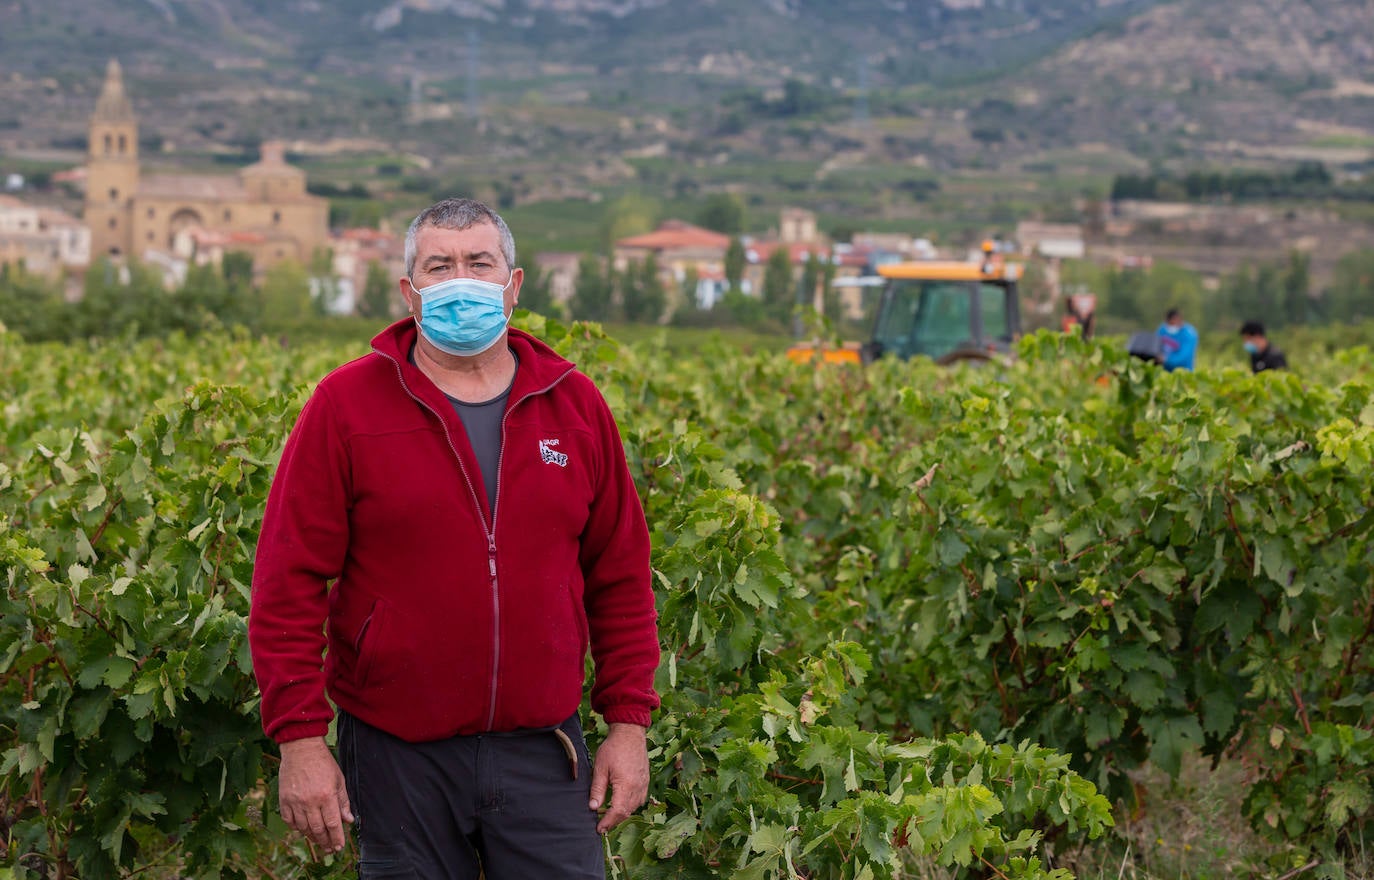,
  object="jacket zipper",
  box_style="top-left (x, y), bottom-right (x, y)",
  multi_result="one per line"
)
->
top-left (378, 348), bottom-right (573, 731)
top-left (485, 367), bottom-right (574, 729)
